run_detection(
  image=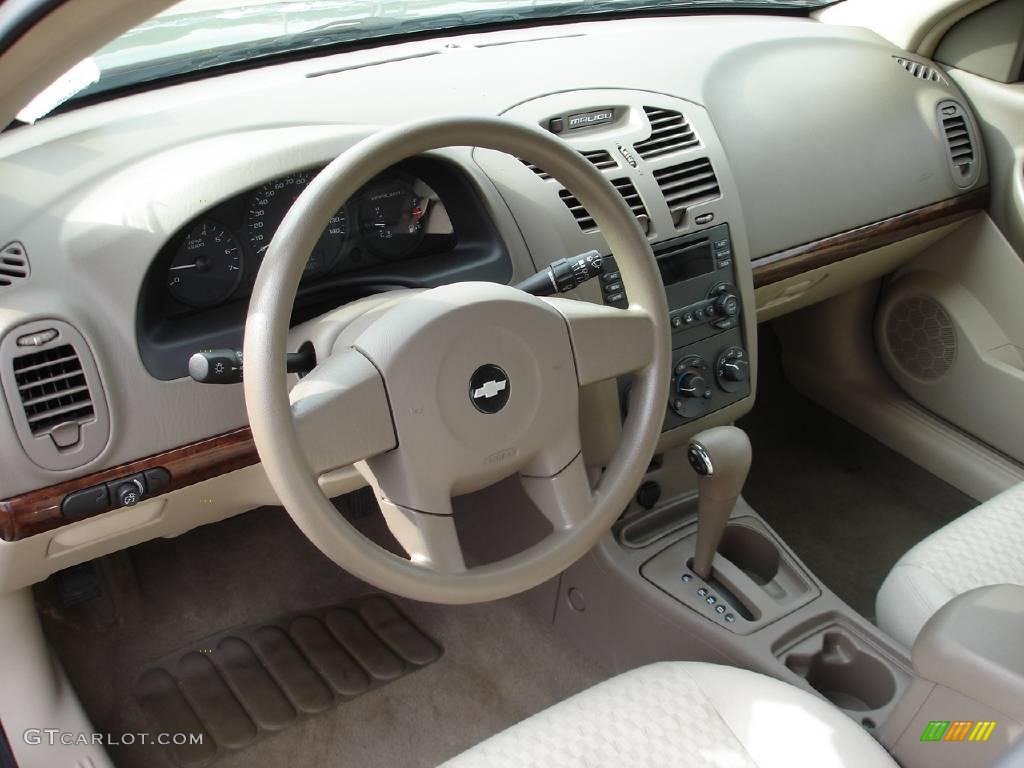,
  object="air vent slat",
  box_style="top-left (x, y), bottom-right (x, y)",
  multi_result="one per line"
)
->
top-left (652, 158), bottom-right (721, 224)
top-left (12, 343), bottom-right (95, 436)
top-left (521, 148), bottom-right (618, 180)
top-left (895, 57), bottom-right (948, 85)
top-left (559, 178), bottom-right (649, 232)
top-left (939, 103), bottom-right (976, 185)
top-left (0, 242), bottom-right (30, 290)
top-left (634, 107), bottom-right (700, 160)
